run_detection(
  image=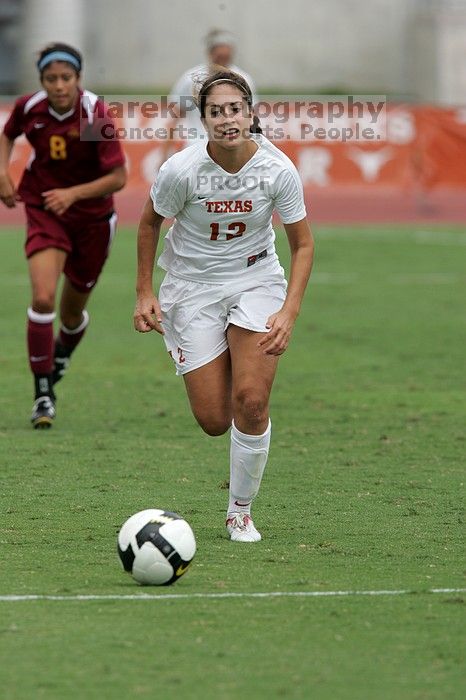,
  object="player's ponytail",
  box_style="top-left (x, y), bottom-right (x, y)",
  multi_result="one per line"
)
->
top-left (250, 115), bottom-right (262, 134)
